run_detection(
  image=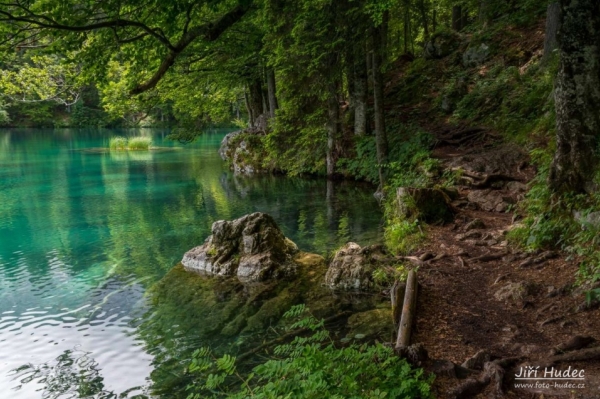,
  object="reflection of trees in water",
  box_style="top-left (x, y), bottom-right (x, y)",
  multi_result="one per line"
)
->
top-left (218, 173), bottom-right (383, 253)
top-left (11, 348), bottom-right (149, 398)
